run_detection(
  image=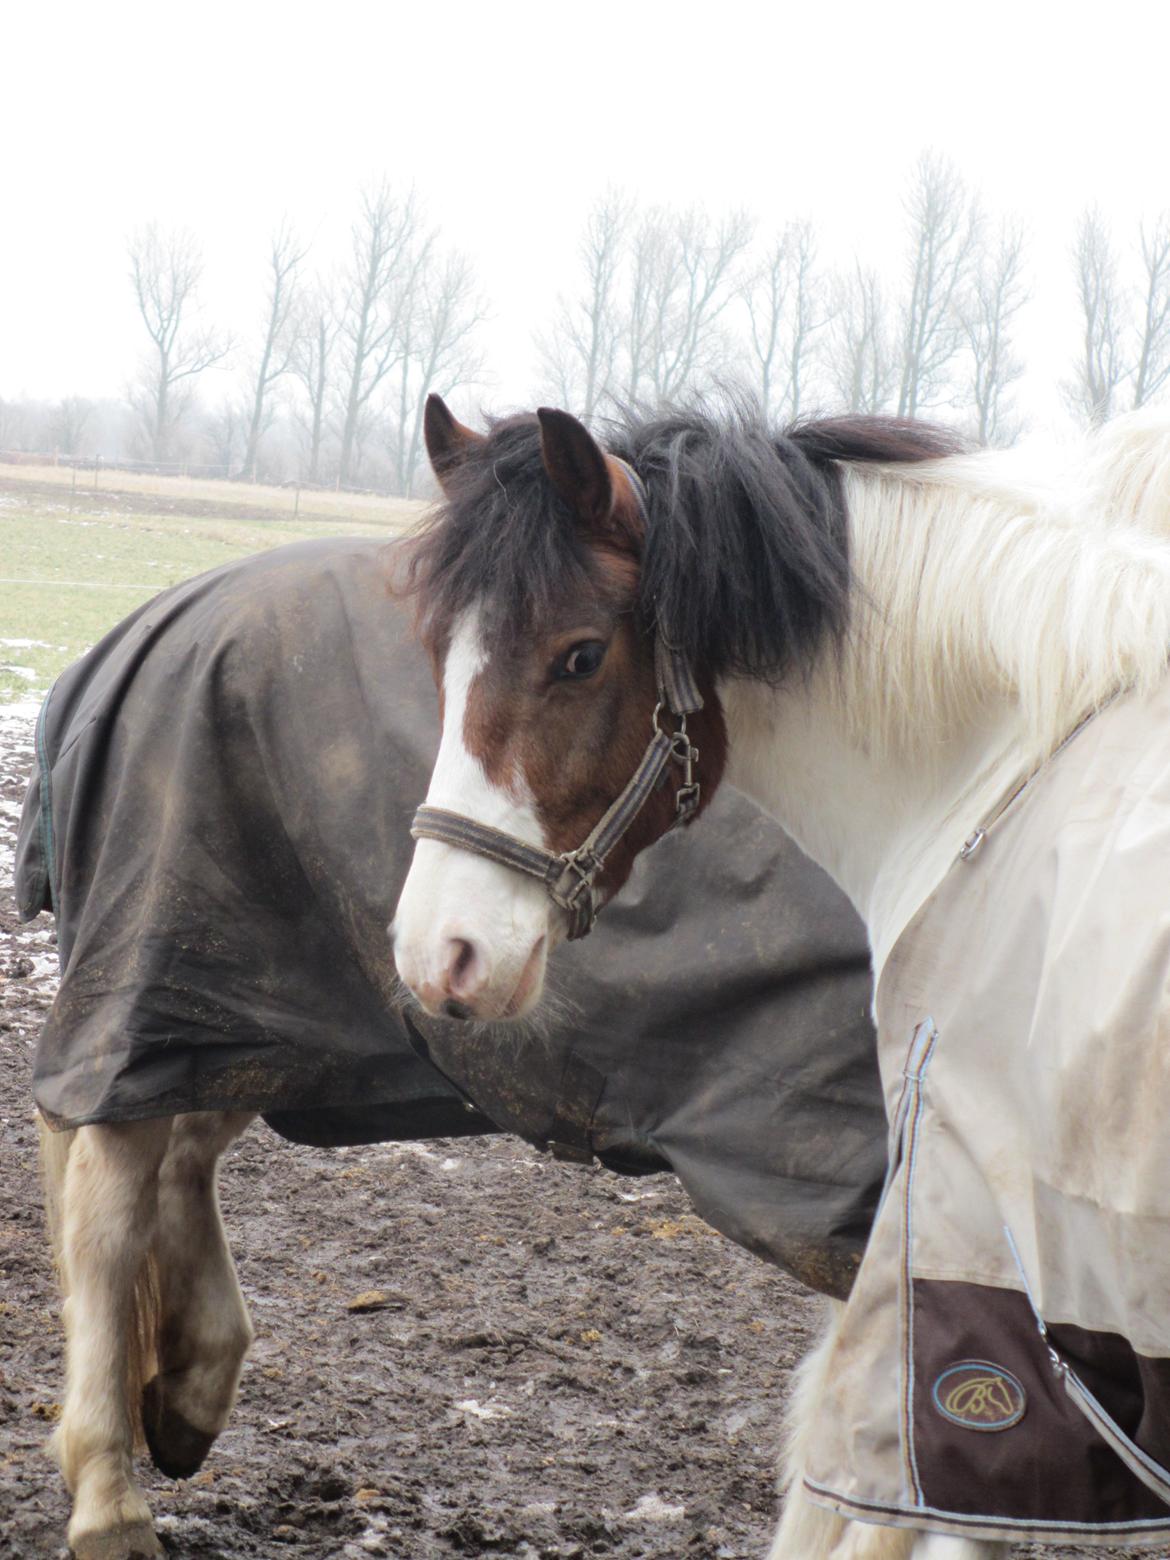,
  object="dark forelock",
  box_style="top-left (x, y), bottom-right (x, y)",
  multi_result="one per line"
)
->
top-left (406, 415), bottom-right (614, 647)
top-left (406, 403), bottom-right (966, 679)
